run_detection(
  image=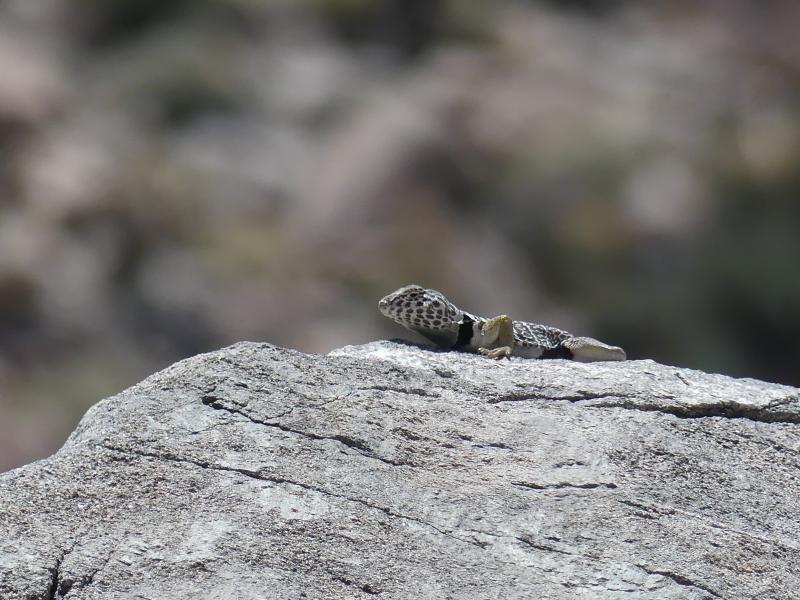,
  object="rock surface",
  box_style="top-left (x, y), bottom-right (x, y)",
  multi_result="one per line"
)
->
top-left (1, 340), bottom-right (800, 599)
